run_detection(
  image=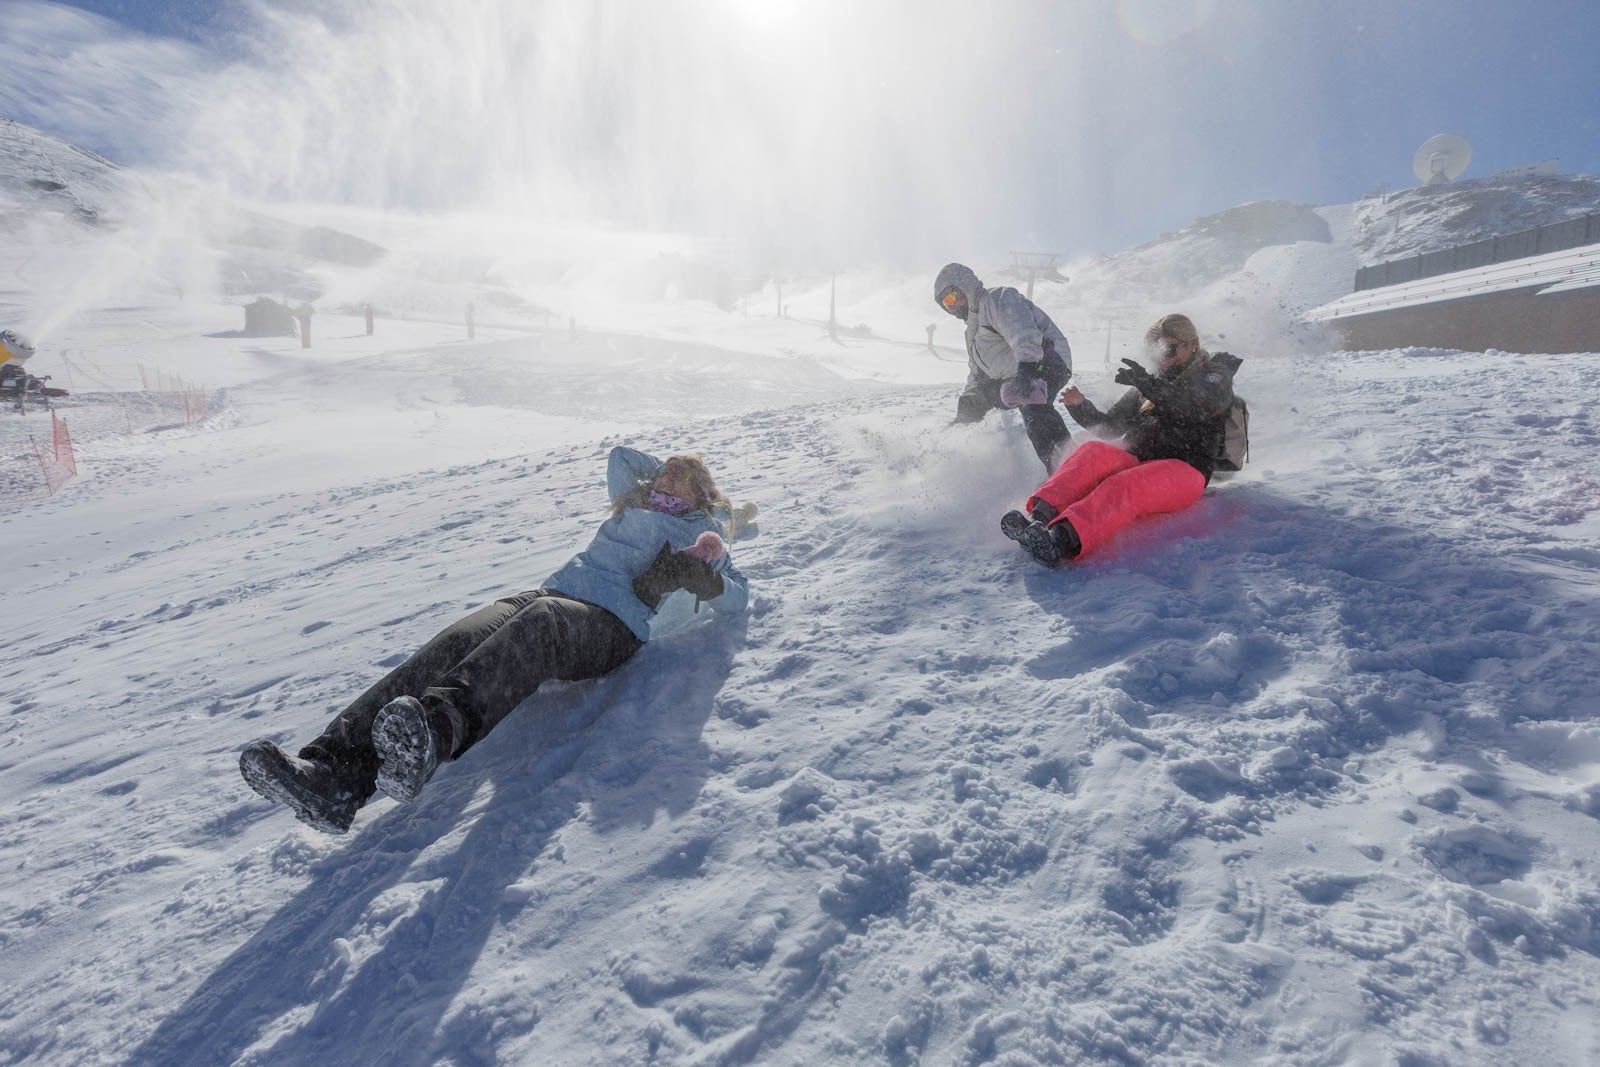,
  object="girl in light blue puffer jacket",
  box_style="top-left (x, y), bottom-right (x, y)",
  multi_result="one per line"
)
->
top-left (543, 445), bottom-right (749, 640)
top-left (239, 446), bottom-right (751, 835)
